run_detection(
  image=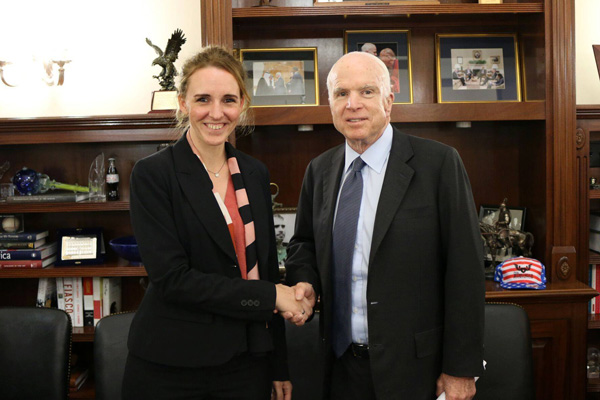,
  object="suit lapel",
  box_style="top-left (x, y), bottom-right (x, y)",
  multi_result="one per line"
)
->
top-left (319, 146), bottom-right (345, 290)
top-left (172, 137), bottom-right (237, 264)
top-left (369, 128), bottom-right (414, 266)
top-left (234, 148), bottom-right (270, 280)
